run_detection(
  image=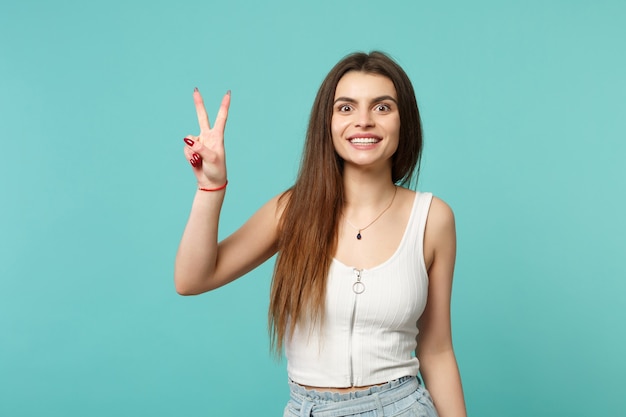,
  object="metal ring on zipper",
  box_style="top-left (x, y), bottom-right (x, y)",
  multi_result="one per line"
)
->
top-left (352, 281), bottom-right (365, 294)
